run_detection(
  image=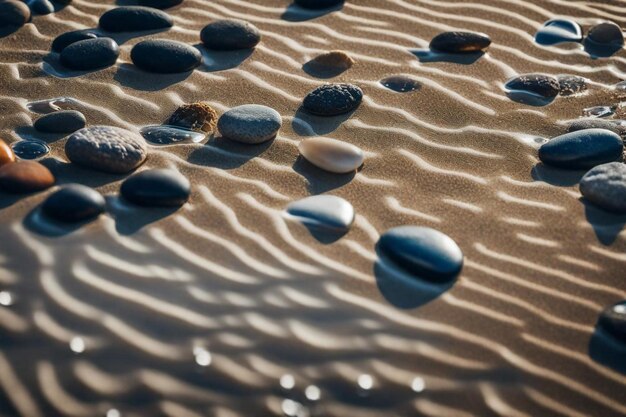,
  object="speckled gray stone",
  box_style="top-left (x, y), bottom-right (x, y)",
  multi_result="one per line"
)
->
top-left (131, 39), bottom-right (201, 73)
top-left (557, 74), bottom-right (587, 96)
top-left (217, 104), bottom-right (282, 144)
top-left (580, 162), bottom-right (626, 213)
top-left (99, 6), bottom-right (173, 32)
top-left (302, 83), bottom-right (363, 116)
top-left (200, 19), bottom-right (261, 50)
top-left (505, 73), bottom-right (560, 98)
top-left (65, 126), bottom-right (147, 174)
top-left (34, 110), bottom-right (86, 134)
